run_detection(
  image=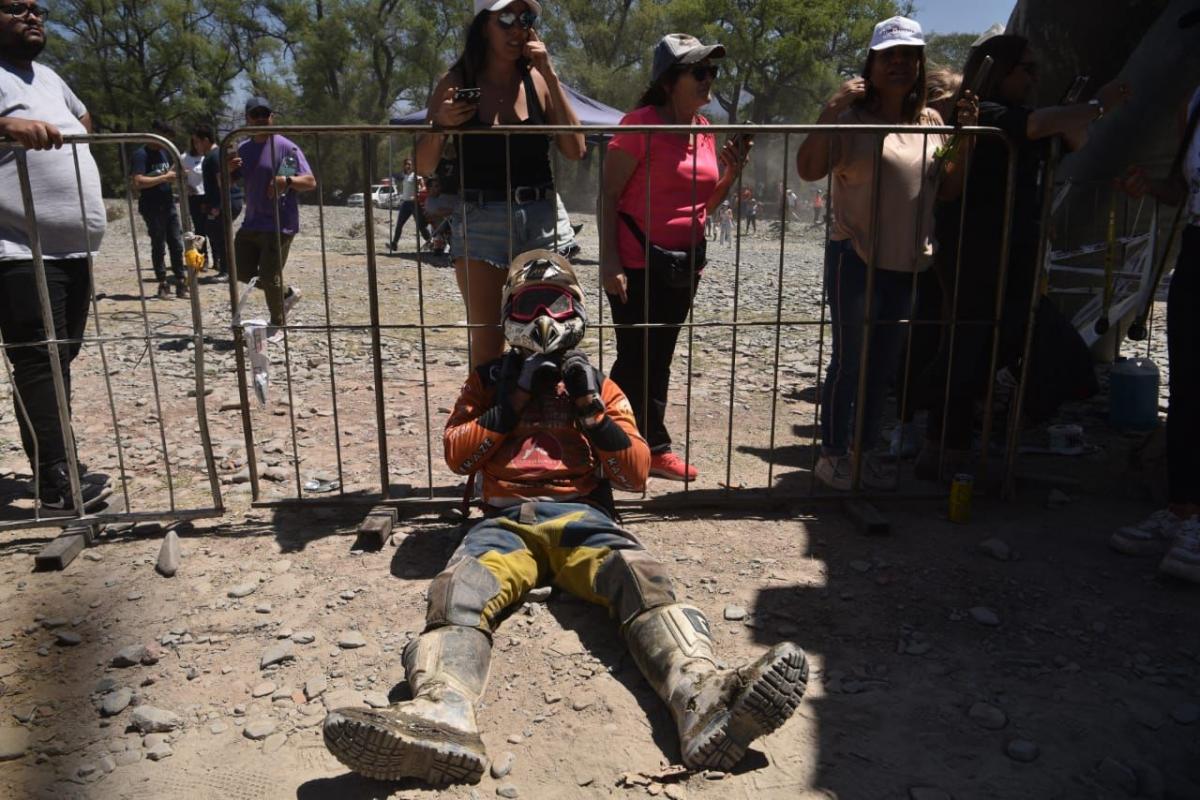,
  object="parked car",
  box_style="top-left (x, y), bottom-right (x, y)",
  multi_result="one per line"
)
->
top-left (371, 184), bottom-right (399, 208)
top-left (345, 184), bottom-right (398, 209)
